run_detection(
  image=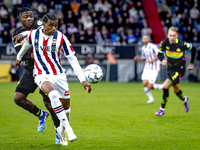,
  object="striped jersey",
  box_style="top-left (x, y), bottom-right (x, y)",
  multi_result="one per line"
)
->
top-left (26, 27), bottom-right (75, 76)
top-left (141, 42), bottom-right (160, 71)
